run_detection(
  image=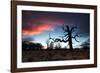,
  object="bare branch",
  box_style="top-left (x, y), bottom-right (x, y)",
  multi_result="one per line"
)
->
top-left (48, 34), bottom-right (55, 41)
top-left (65, 25), bottom-right (70, 32)
top-left (63, 39), bottom-right (68, 43)
top-left (59, 34), bottom-right (68, 40)
top-left (54, 38), bottom-right (62, 42)
top-left (71, 26), bottom-right (77, 33)
top-left (72, 33), bottom-right (80, 38)
top-left (64, 33), bottom-right (68, 37)
top-left (72, 33), bottom-right (80, 42)
top-left (62, 24), bottom-right (67, 32)
top-left (73, 37), bottom-right (79, 42)
top-left (62, 24), bottom-right (70, 32)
